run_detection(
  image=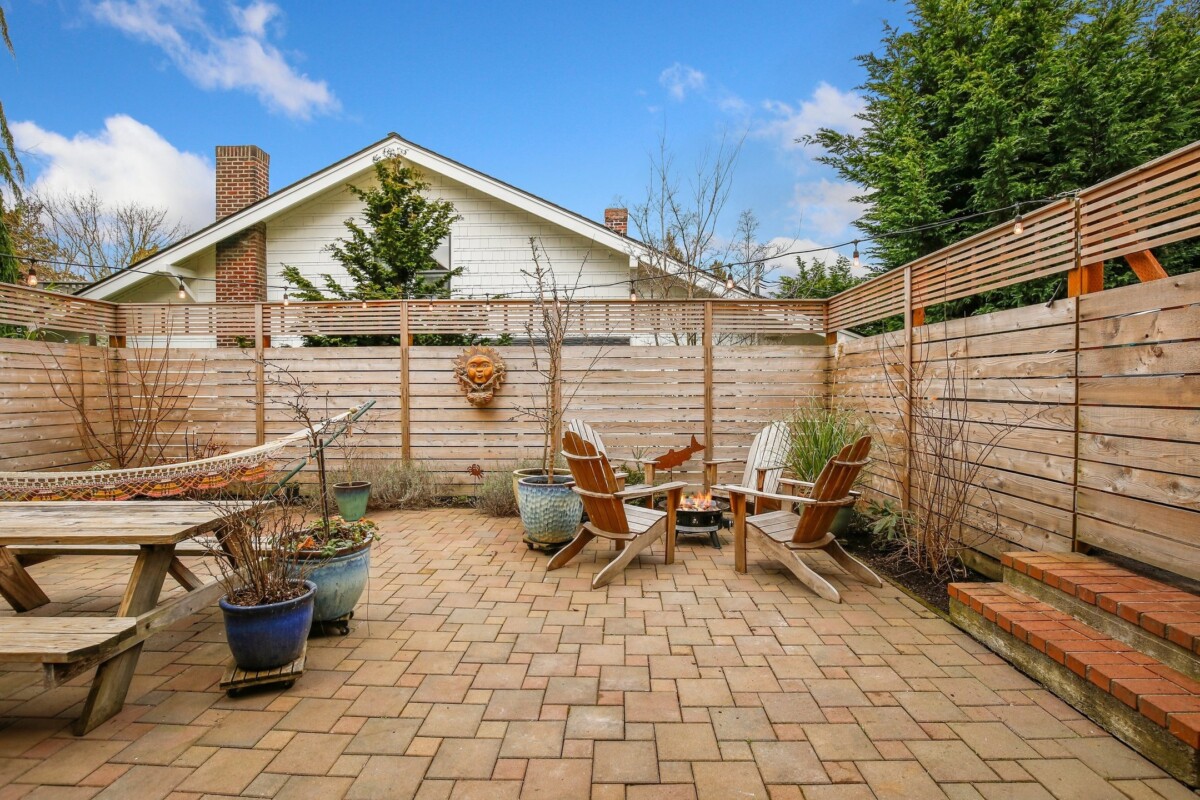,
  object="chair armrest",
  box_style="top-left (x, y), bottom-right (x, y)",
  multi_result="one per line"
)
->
top-left (636, 458), bottom-right (661, 466)
top-left (754, 463), bottom-right (788, 473)
top-left (777, 478), bottom-right (861, 499)
top-left (716, 484), bottom-right (854, 508)
top-left (703, 458), bottom-right (737, 466)
top-left (778, 478), bottom-right (815, 489)
top-left (616, 480), bottom-right (687, 500)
